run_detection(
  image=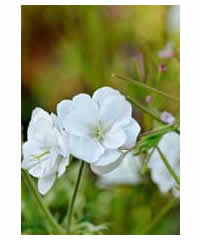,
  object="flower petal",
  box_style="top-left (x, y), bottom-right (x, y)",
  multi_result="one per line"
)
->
top-left (93, 87), bottom-right (122, 105)
top-left (72, 94), bottom-right (96, 106)
top-left (56, 131), bottom-right (70, 157)
top-left (39, 151), bottom-right (58, 177)
top-left (69, 135), bottom-right (104, 163)
top-left (121, 118), bottom-right (141, 149)
top-left (22, 158), bottom-right (42, 177)
top-left (31, 107), bottom-right (50, 123)
top-left (90, 149), bottom-right (122, 175)
top-left (57, 156), bottom-right (70, 177)
top-left (63, 95), bottom-right (99, 137)
top-left (103, 126), bottom-right (126, 149)
top-left (57, 100), bottom-right (72, 129)
top-left (38, 174), bottom-right (56, 195)
top-left (28, 108), bottom-right (50, 140)
top-left (27, 108), bottom-right (57, 148)
top-left (148, 132), bottom-right (180, 193)
top-left (23, 148), bottom-right (58, 178)
top-left (22, 141), bottom-right (43, 177)
top-left (99, 153), bottom-right (143, 185)
top-left (148, 132), bottom-right (180, 169)
top-left (151, 169), bottom-right (175, 193)
top-left (99, 95), bottom-right (132, 130)
top-left (22, 140), bottom-right (41, 160)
